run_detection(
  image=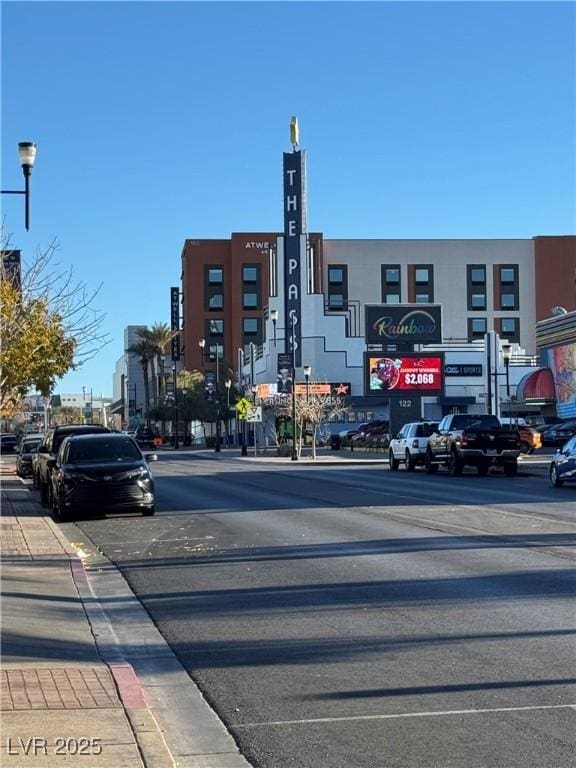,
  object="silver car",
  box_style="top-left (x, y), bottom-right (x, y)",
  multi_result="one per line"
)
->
top-left (389, 421), bottom-right (439, 471)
